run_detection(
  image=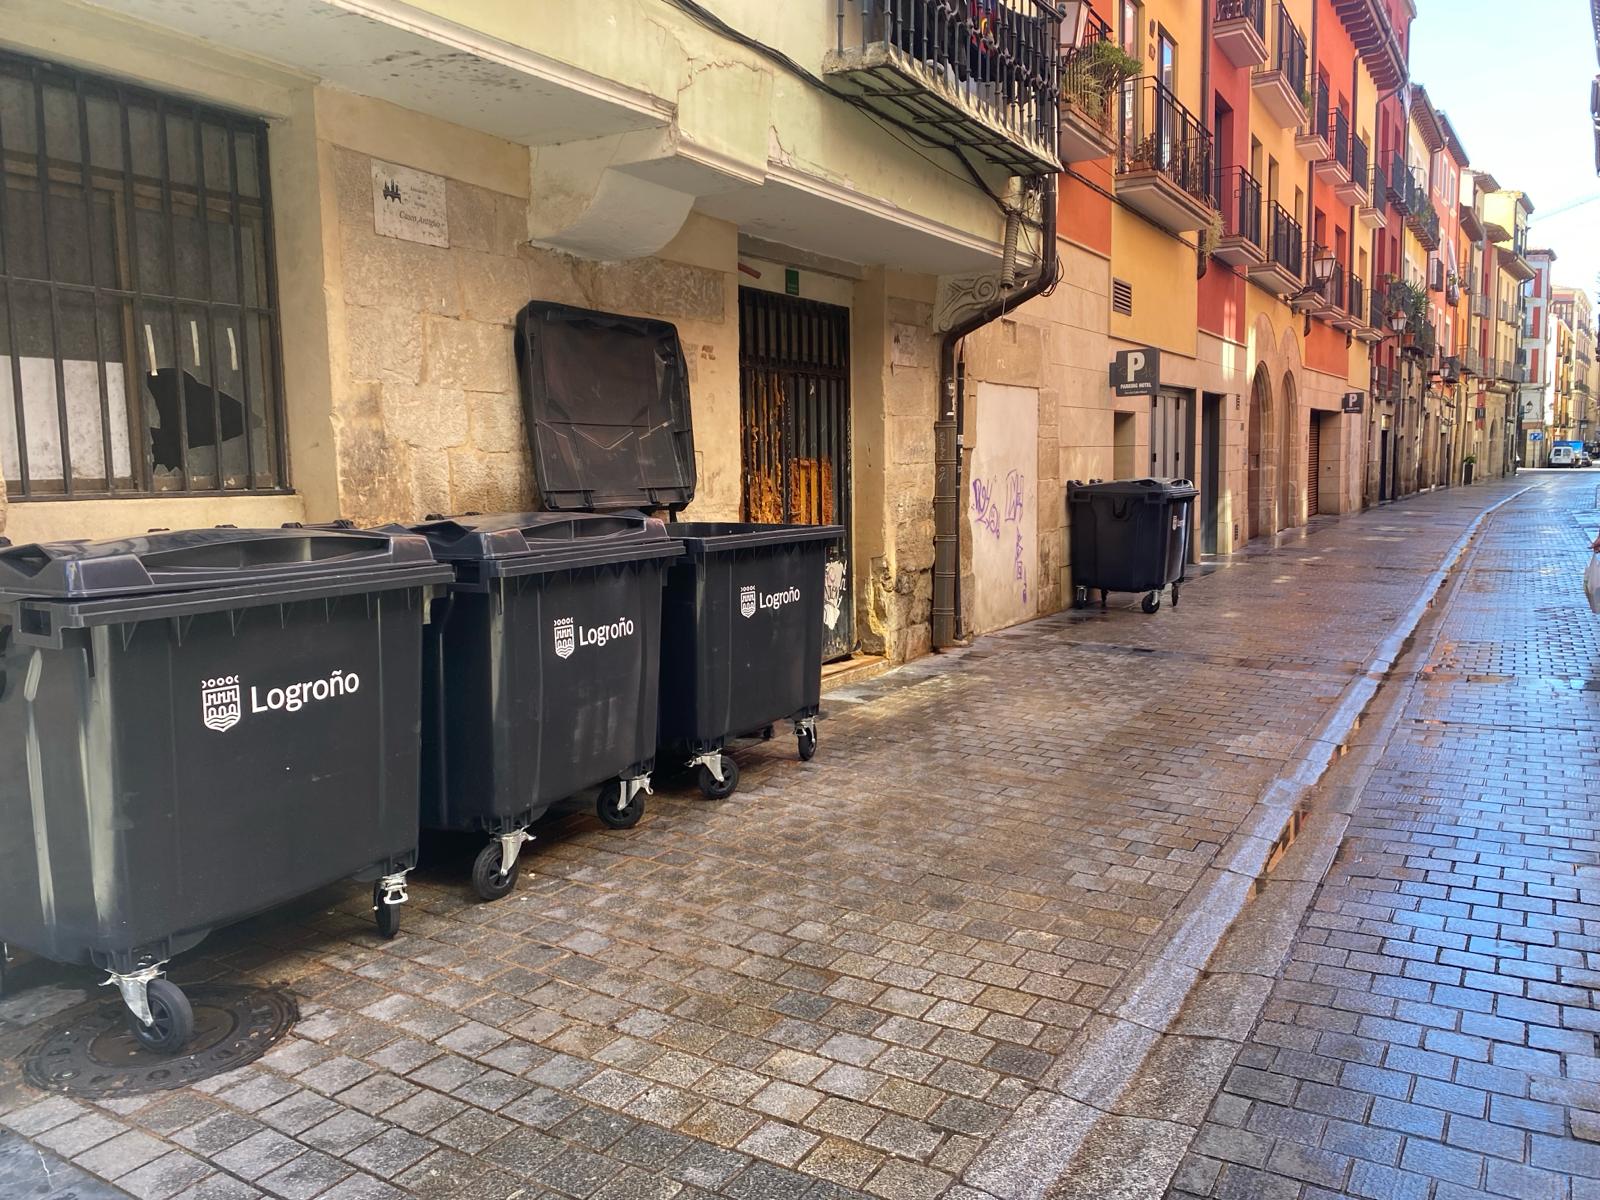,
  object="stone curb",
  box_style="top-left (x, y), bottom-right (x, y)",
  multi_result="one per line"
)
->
top-left (957, 484), bottom-right (1535, 1200)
